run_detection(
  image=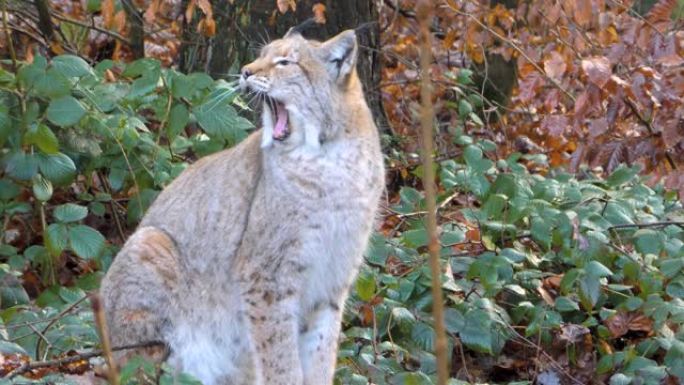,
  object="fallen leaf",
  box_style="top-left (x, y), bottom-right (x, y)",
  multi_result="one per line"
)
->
top-left (604, 312), bottom-right (654, 338)
top-left (312, 3), bottom-right (326, 24)
top-left (544, 51), bottom-right (566, 81)
top-left (581, 56), bottom-right (612, 87)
